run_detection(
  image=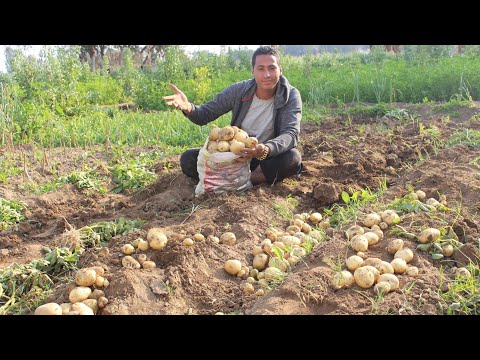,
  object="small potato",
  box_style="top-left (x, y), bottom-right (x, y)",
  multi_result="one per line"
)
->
top-left (88, 289), bottom-right (105, 300)
top-left (415, 190), bottom-right (426, 200)
top-left (362, 265), bottom-right (380, 283)
top-left (253, 254), bottom-right (269, 271)
top-left (374, 282), bottom-right (391, 295)
top-left (379, 222), bottom-right (388, 230)
top-left (244, 137), bottom-right (258, 149)
top-left (209, 127), bottom-right (222, 141)
top-left (371, 229), bottom-right (384, 240)
top-left (375, 261), bottom-right (395, 275)
top-left (301, 223), bottom-right (312, 233)
top-left (442, 244), bottom-right (454, 257)
top-left (91, 266), bottom-right (105, 277)
top-left (455, 267), bottom-right (471, 278)
top-left (229, 140), bottom-right (245, 154)
top-left (71, 302), bottom-right (94, 315)
top-left (122, 256), bottom-right (141, 269)
top-left (406, 266), bottom-right (419, 277)
top-left (193, 233), bottom-right (205, 242)
top-left (363, 258), bottom-right (382, 267)
top-left (183, 238), bottom-right (194, 246)
top-left (308, 212), bottom-right (323, 223)
top-left (137, 239), bottom-right (150, 251)
top-left (224, 259), bottom-right (242, 275)
top-left (142, 261), bottom-right (156, 269)
top-left (390, 258), bottom-right (408, 274)
top-left (256, 289), bottom-right (265, 297)
top-left (94, 276), bottom-right (105, 287)
top-left (241, 282), bottom-right (255, 294)
top-left (35, 303), bottom-right (62, 315)
top-left (381, 210), bottom-right (400, 226)
top-left (121, 244), bottom-right (135, 255)
top-left (137, 254), bottom-right (147, 264)
top-left (207, 140), bottom-right (218, 152)
top-left (236, 270), bottom-right (246, 278)
top-left (217, 140), bottom-right (230, 152)
top-left (97, 297), bottom-right (108, 309)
